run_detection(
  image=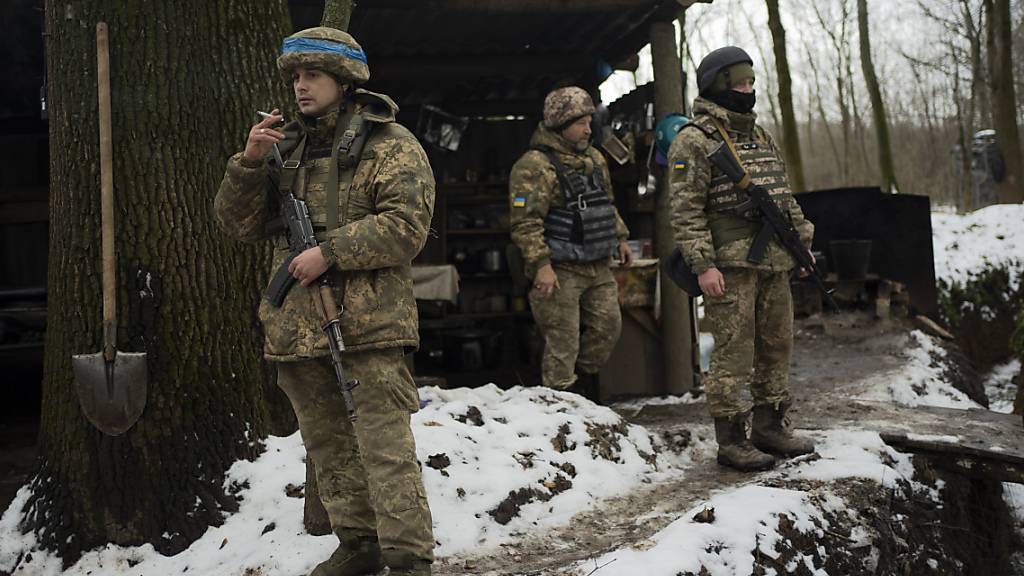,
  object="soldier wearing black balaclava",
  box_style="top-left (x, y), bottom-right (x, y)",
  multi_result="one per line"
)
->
top-left (667, 47), bottom-right (817, 472)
